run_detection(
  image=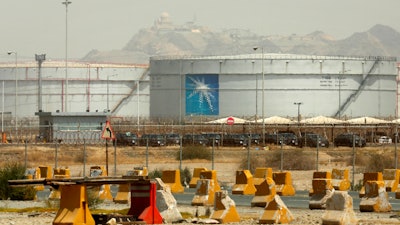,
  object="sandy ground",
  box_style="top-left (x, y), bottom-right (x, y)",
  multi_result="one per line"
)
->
top-left (0, 200), bottom-right (399, 224)
top-left (1, 145), bottom-right (400, 224)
